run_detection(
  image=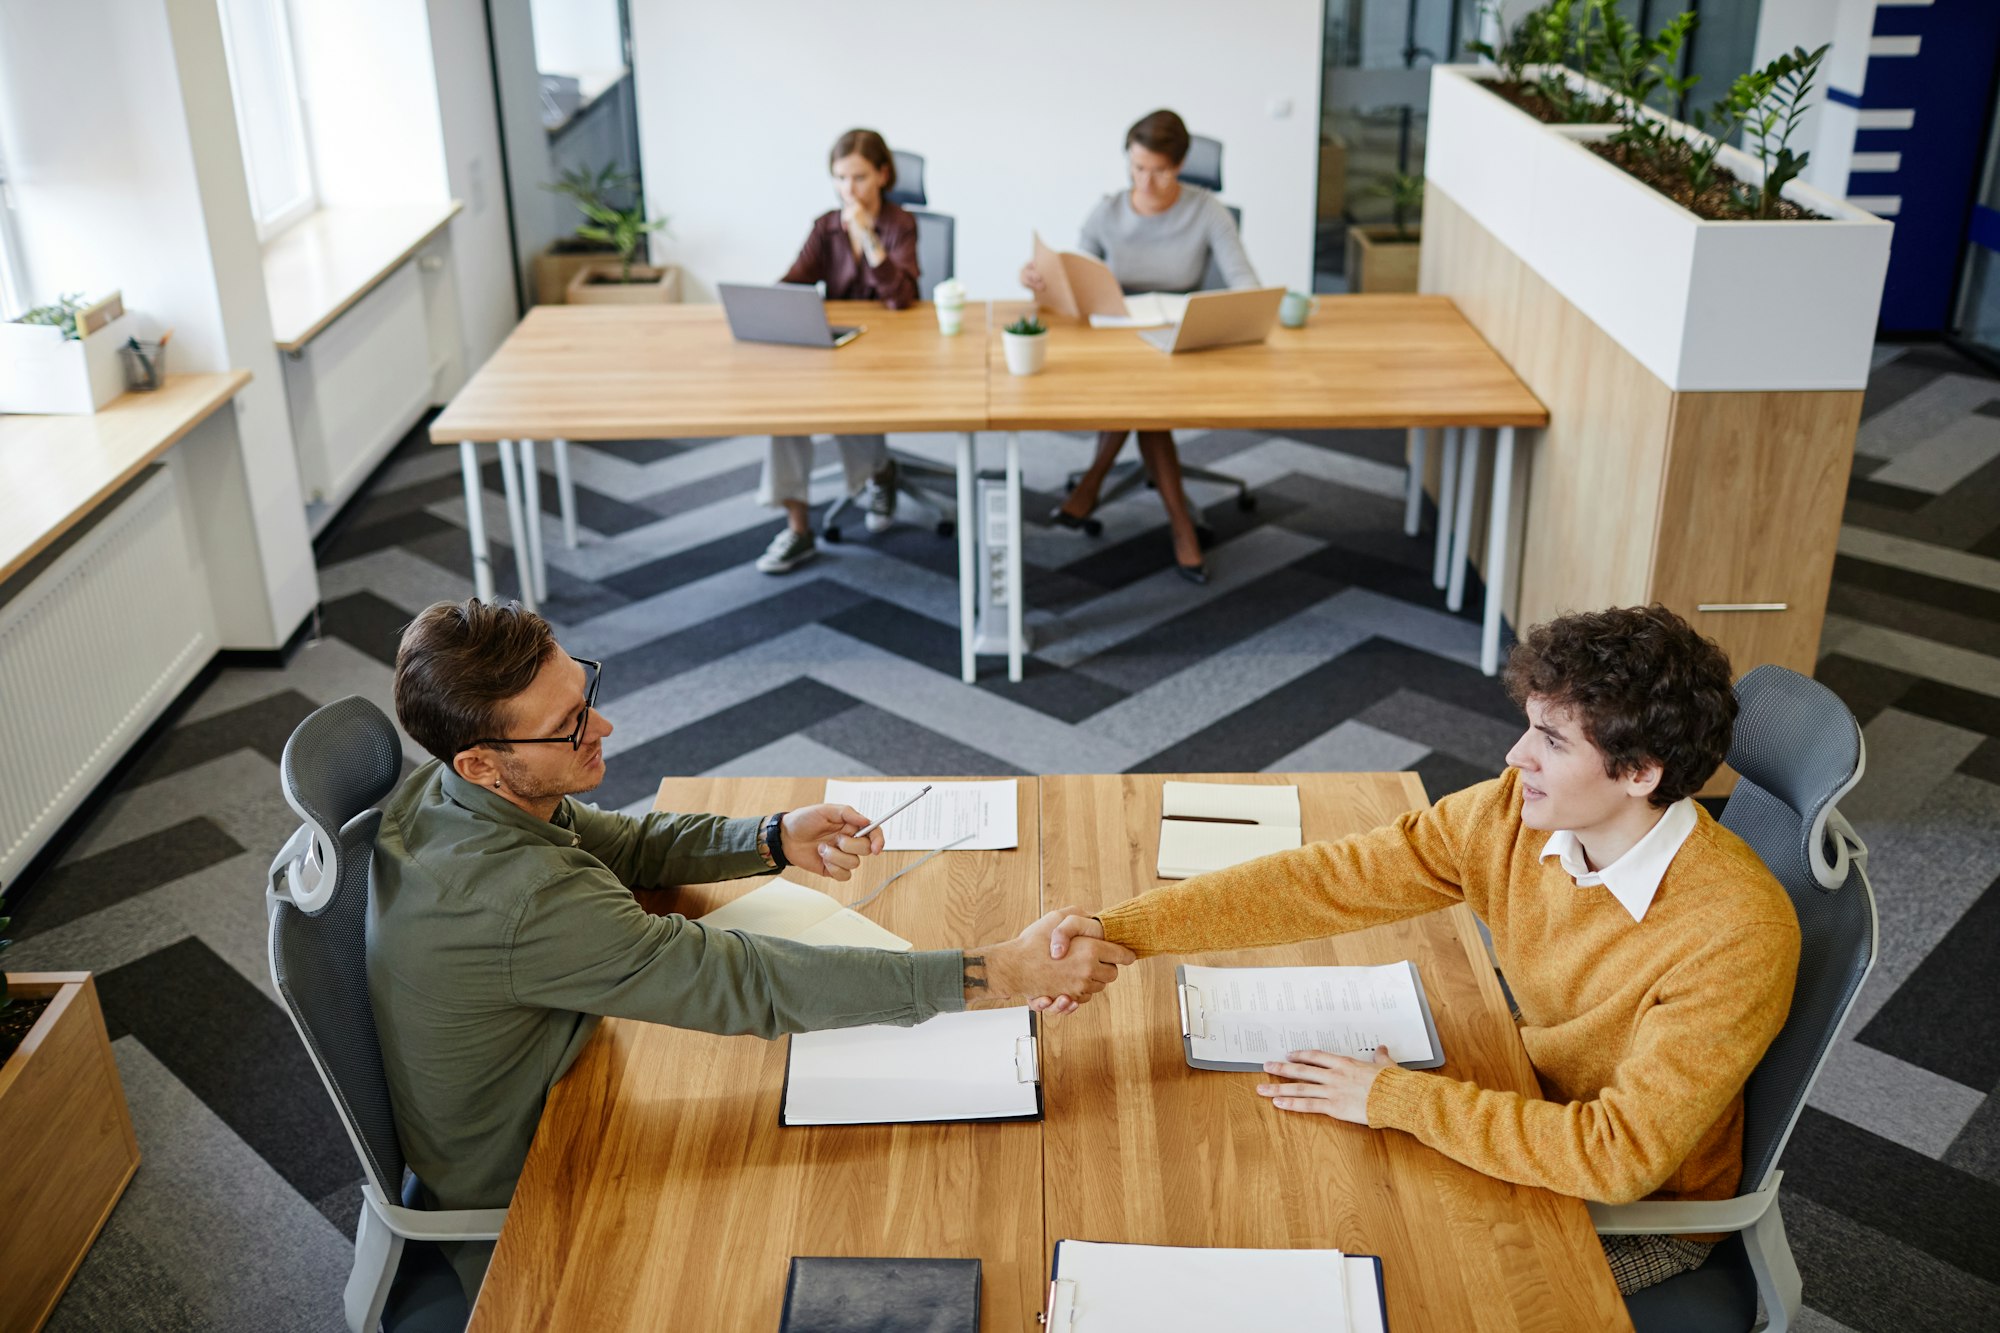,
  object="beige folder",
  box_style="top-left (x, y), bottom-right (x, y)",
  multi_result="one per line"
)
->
top-left (1031, 232), bottom-right (1129, 321)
